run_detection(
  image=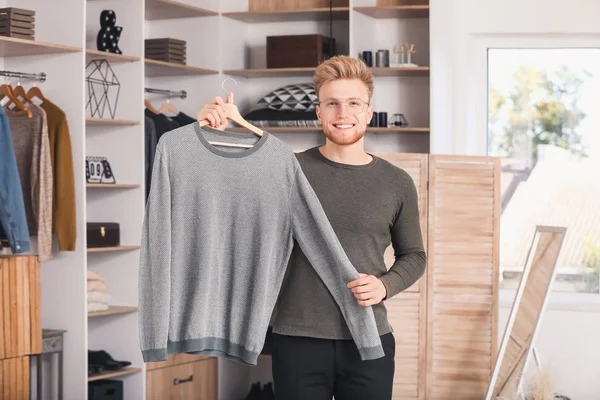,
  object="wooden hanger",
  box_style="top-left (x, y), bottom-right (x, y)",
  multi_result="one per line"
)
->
top-left (144, 98), bottom-right (160, 114)
top-left (13, 83), bottom-right (32, 104)
top-left (26, 84), bottom-right (46, 103)
top-left (158, 98), bottom-right (178, 116)
top-left (0, 83), bottom-right (32, 118)
top-left (197, 79), bottom-right (263, 149)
